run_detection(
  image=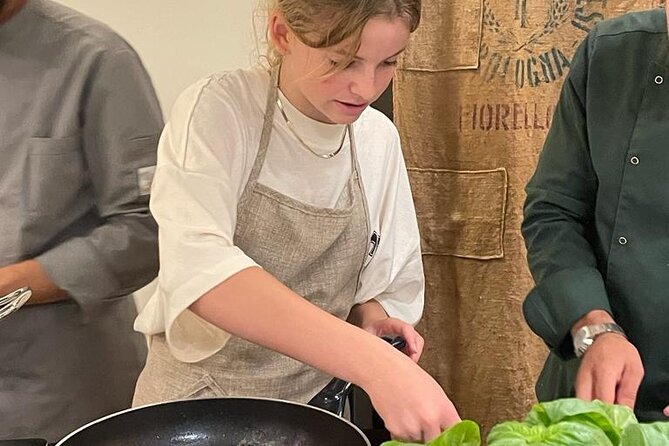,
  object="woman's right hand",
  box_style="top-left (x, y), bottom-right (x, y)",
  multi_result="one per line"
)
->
top-left (364, 356), bottom-right (461, 442)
